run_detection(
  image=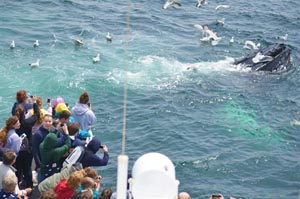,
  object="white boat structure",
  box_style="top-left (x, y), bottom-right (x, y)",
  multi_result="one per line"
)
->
top-left (115, 153), bottom-right (180, 199)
